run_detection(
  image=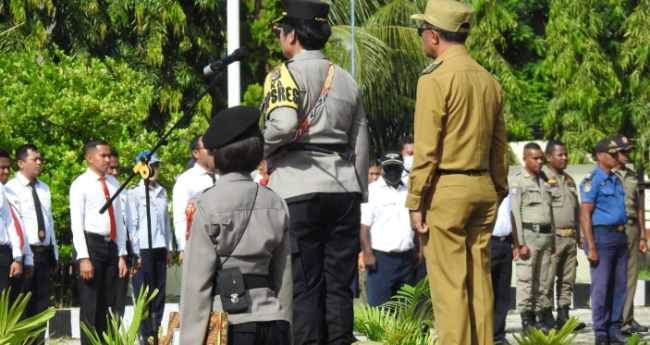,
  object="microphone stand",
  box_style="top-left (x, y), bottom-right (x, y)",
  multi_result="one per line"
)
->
top-left (100, 70), bottom-right (226, 345)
